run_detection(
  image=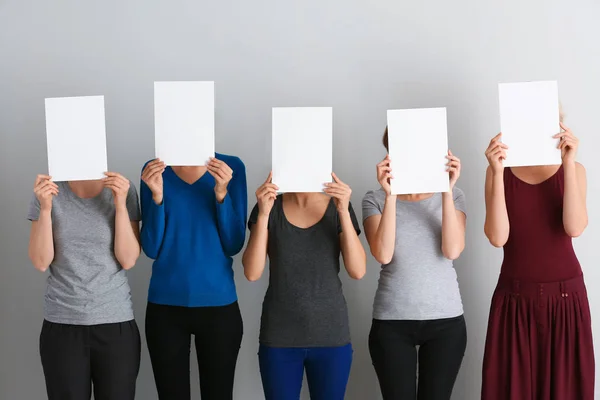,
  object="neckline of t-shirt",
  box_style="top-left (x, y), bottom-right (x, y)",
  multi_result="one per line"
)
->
top-left (61, 181), bottom-right (108, 202)
top-left (396, 192), bottom-right (439, 204)
top-left (280, 196), bottom-right (334, 231)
